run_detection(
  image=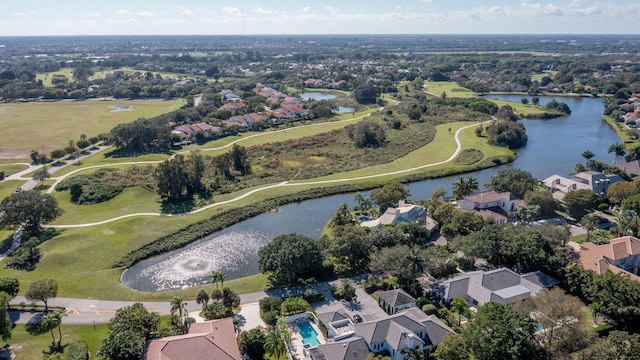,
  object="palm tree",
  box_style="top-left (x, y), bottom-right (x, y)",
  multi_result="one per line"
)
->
top-left (354, 192), bottom-right (373, 212)
top-left (608, 143), bottom-right (627, 164)
top-left (406, 247), bottom-right (425, 285)
top-left (209, 271), bottom-right (228, 289)
top-left (170, 296), bottom-right (189, 330)
top-left (627, 146), bottom-right (640, 162)
top-left (196, 289), bottom-right (210, 310)
top-left (41, 312), bottom-right (59, 345)
top-left (451, 297), bottom-right (468, 326)
top-left (211, 288), bottom-right (223, 303)
top-left (336, 278), bottom-right (357, 301)
top-left (265, 327), bottom-right (286, 360)
top-left (452, 176), bottom-right (478, 199)
top-left (580, 214), bottom-right (599, 240)
top-left (582, 150), bottom-right (595, 170)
